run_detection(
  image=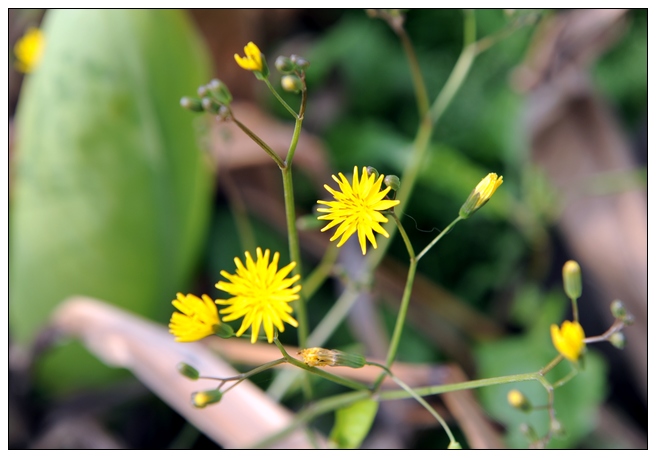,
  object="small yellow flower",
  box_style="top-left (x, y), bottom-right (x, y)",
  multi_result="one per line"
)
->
top-left (14, 27), bottom-right (45, 73)
top-left (216, 248), bottom-right (300, 344)
top-left (234, 41), bottom-right (264, 72)
top-left (507, 389), bottom-right (531, 412)
top-left (459, 173), bottom-right (503, 218)
top-left (317, 166), bottom-right (400, 255)
top-left (191, 389), bottom-right (222, 408)
top-left (550, 320), bottom-right (586, 362)
top-left (169, 293), bottom-right (221, 342)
